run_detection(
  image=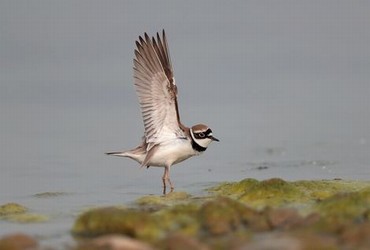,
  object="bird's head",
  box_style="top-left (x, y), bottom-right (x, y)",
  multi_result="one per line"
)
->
top-left (190, 124), bottom-right (219, 151)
